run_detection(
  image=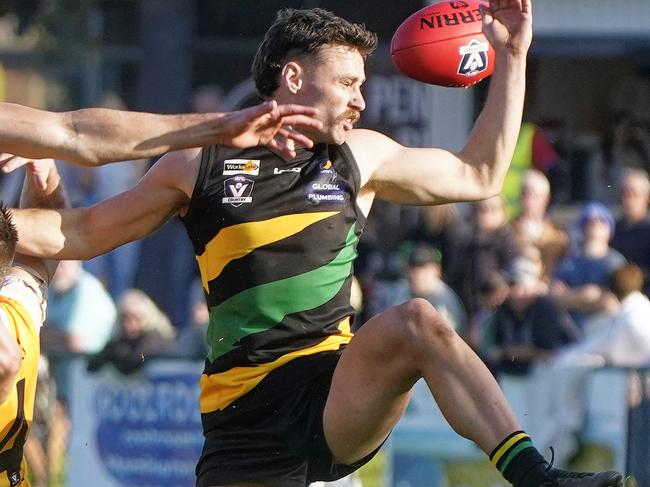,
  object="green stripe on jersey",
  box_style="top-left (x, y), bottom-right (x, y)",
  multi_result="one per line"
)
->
top-left (207, 225), bottom-right (357, 362)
